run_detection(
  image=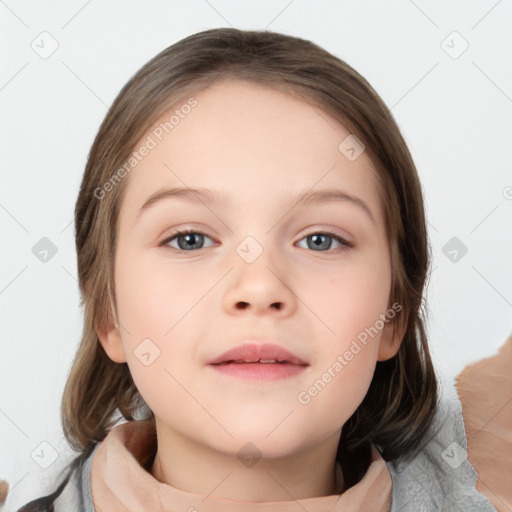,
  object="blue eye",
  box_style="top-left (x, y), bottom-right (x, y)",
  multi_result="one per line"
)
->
top-left (160, 229), bottom-right (215, 253)
top-left (160, 229), bottom-right (354, 254)
top-left (297, 231), bottom-right (354, 252)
